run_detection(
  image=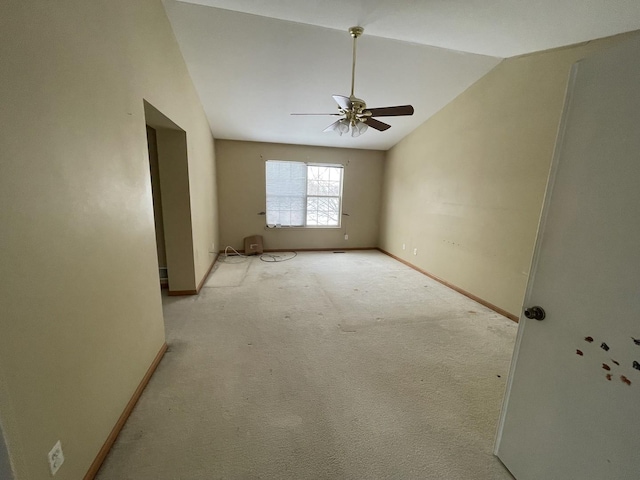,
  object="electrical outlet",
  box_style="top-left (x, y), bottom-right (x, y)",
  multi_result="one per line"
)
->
top-left (402, 243), bottom-right (406, 250)
top-left (413, 248), bottom-right (418, 256)
top-left (48, 440), bottom-right (64, 476)
top-left (344, 234), bottom-right (349, 240)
